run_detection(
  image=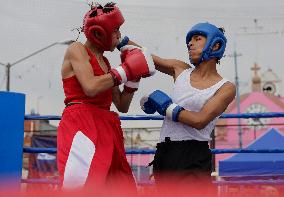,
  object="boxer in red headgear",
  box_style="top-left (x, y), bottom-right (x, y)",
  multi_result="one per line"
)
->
top-left (57, 2), bottom-right (155, 192)
top-left (83, 2), bottom-right (124, 51)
